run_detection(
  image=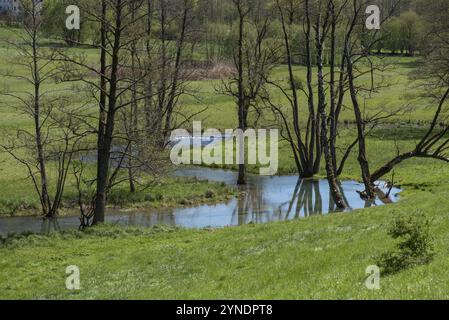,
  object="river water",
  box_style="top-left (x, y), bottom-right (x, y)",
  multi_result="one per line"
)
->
top-left (0, 168), bottom-right (400, 237)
